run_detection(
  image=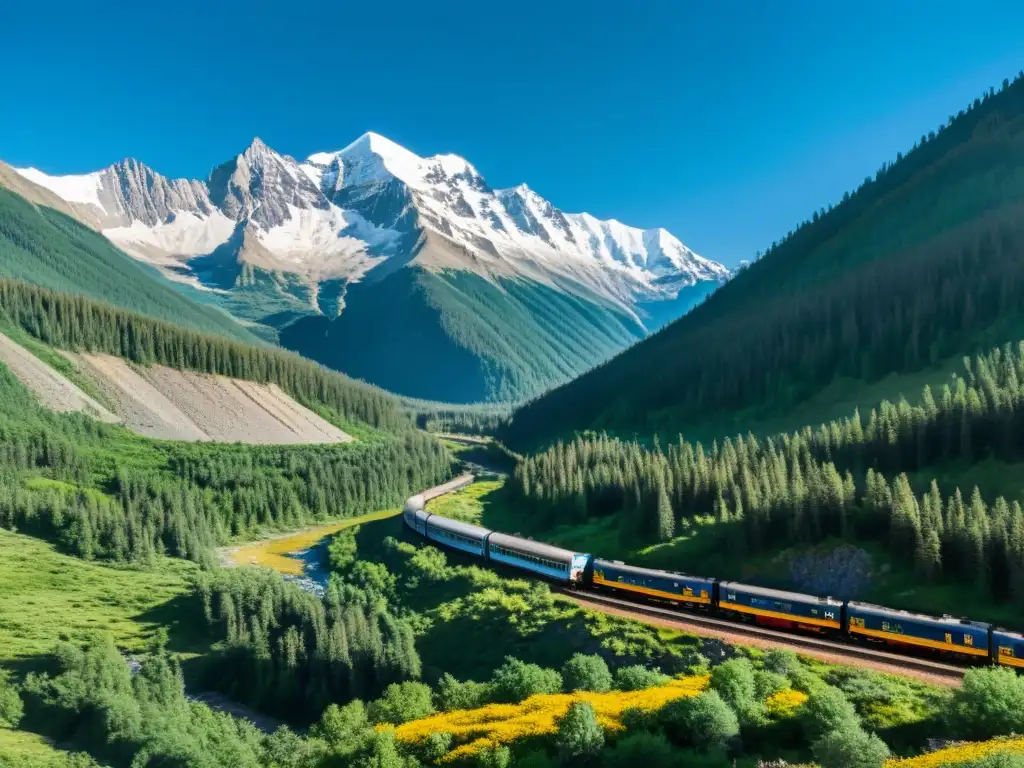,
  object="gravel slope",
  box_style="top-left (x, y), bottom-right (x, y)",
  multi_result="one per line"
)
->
top-left (0, 332), bottom-right (118, 422)
top-left (69, 353), bottom-right (352, 444)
